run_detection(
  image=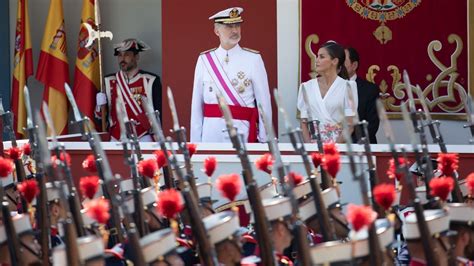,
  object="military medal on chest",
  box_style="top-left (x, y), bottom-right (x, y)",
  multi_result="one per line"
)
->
top-left (131, 86), bottom-right (144, 105)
